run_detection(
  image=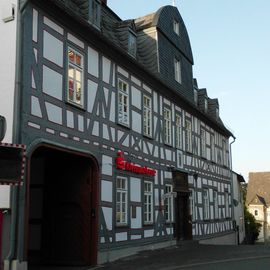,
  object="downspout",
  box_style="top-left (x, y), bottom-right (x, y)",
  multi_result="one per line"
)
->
top-left (6, 0), bottom-right (28, 268)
